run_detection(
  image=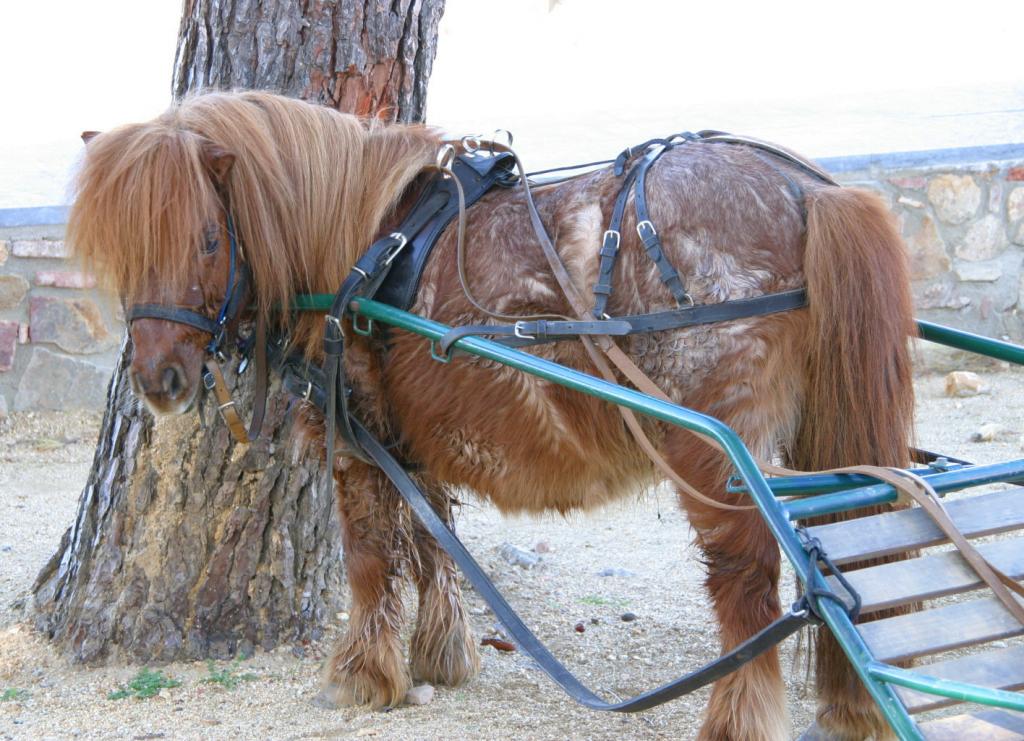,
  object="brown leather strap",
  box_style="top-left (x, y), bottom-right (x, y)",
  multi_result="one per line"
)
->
top-left (205, 359), bottom-right (251, 443)
top-left (203, 316), bottom-right (269, 445)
